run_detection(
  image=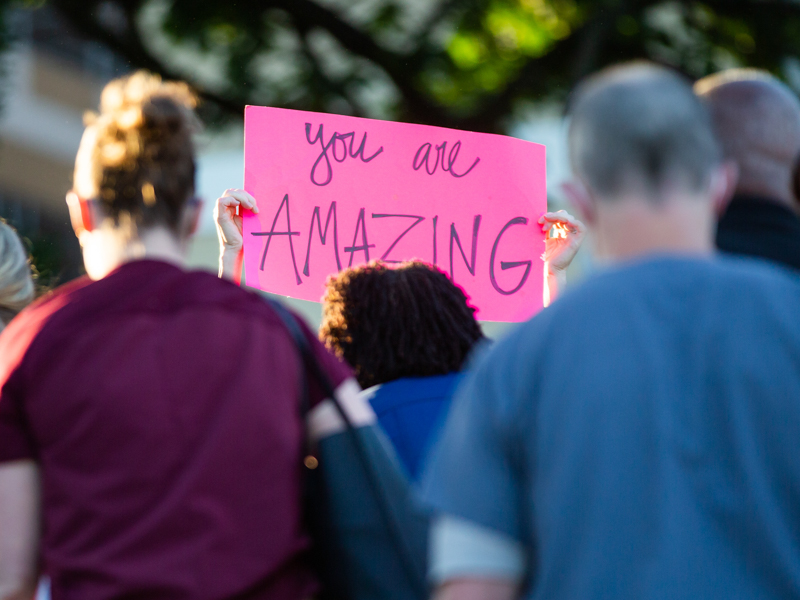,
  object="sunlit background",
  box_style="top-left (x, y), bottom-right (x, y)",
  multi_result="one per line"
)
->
top-left (2, 0), bottom-right (798, 333)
